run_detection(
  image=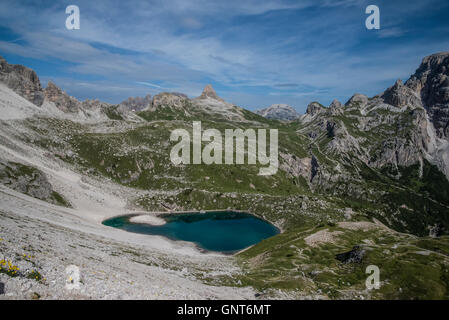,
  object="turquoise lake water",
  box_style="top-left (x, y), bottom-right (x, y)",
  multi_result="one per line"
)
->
top-left (102, 211), bottom-right (279, 253)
